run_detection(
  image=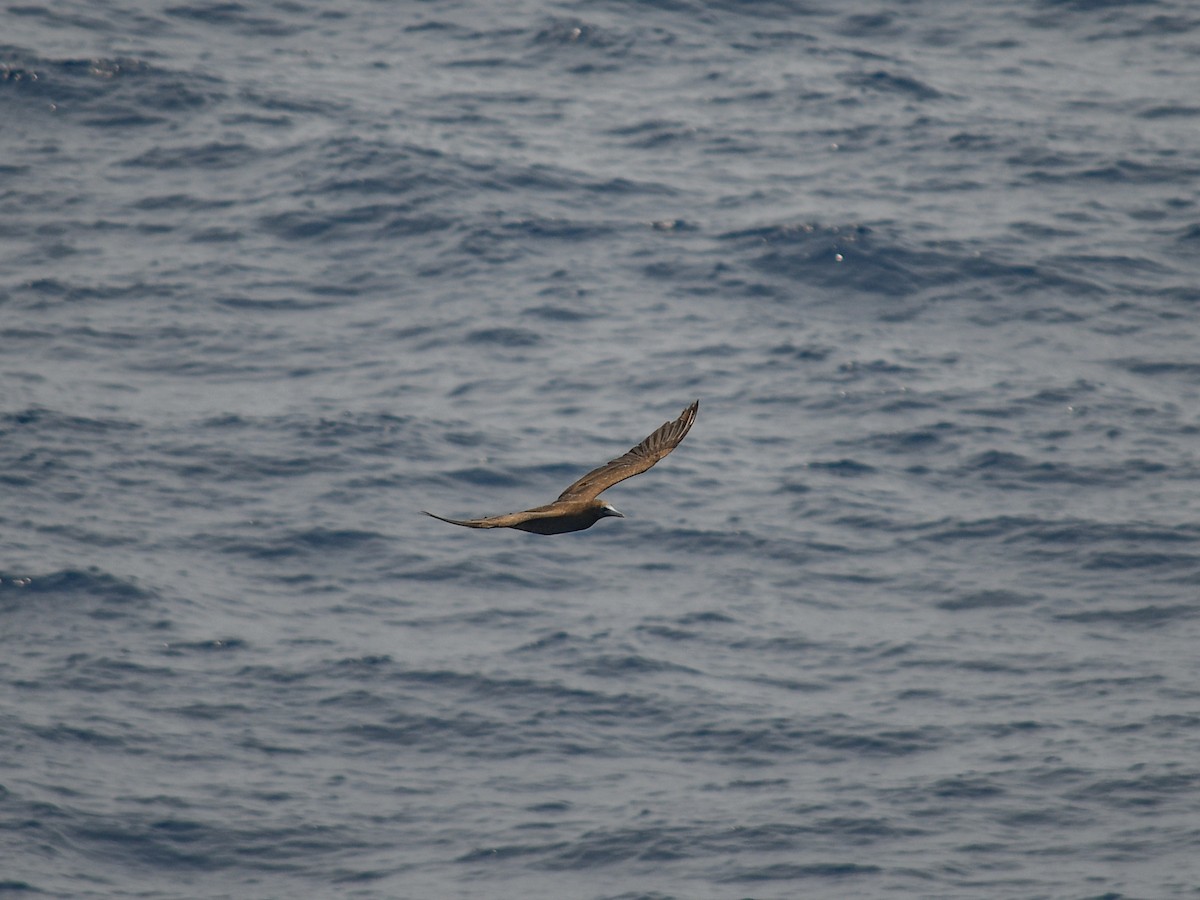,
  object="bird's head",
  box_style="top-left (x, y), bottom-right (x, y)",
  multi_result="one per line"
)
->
top-left (597, 501), bottom-right (624, 519)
